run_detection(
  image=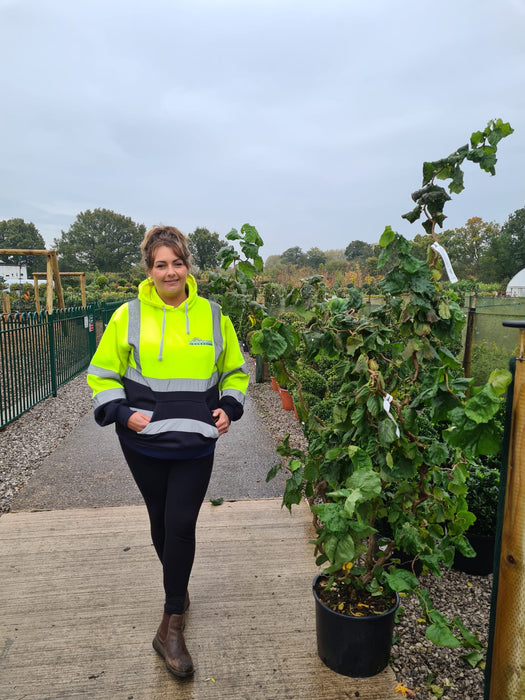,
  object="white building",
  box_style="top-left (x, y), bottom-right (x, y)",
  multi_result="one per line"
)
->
top-left (0, 262), bottom-right (30, 286)
top-left (506, 269), bottom-right (525, 297)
